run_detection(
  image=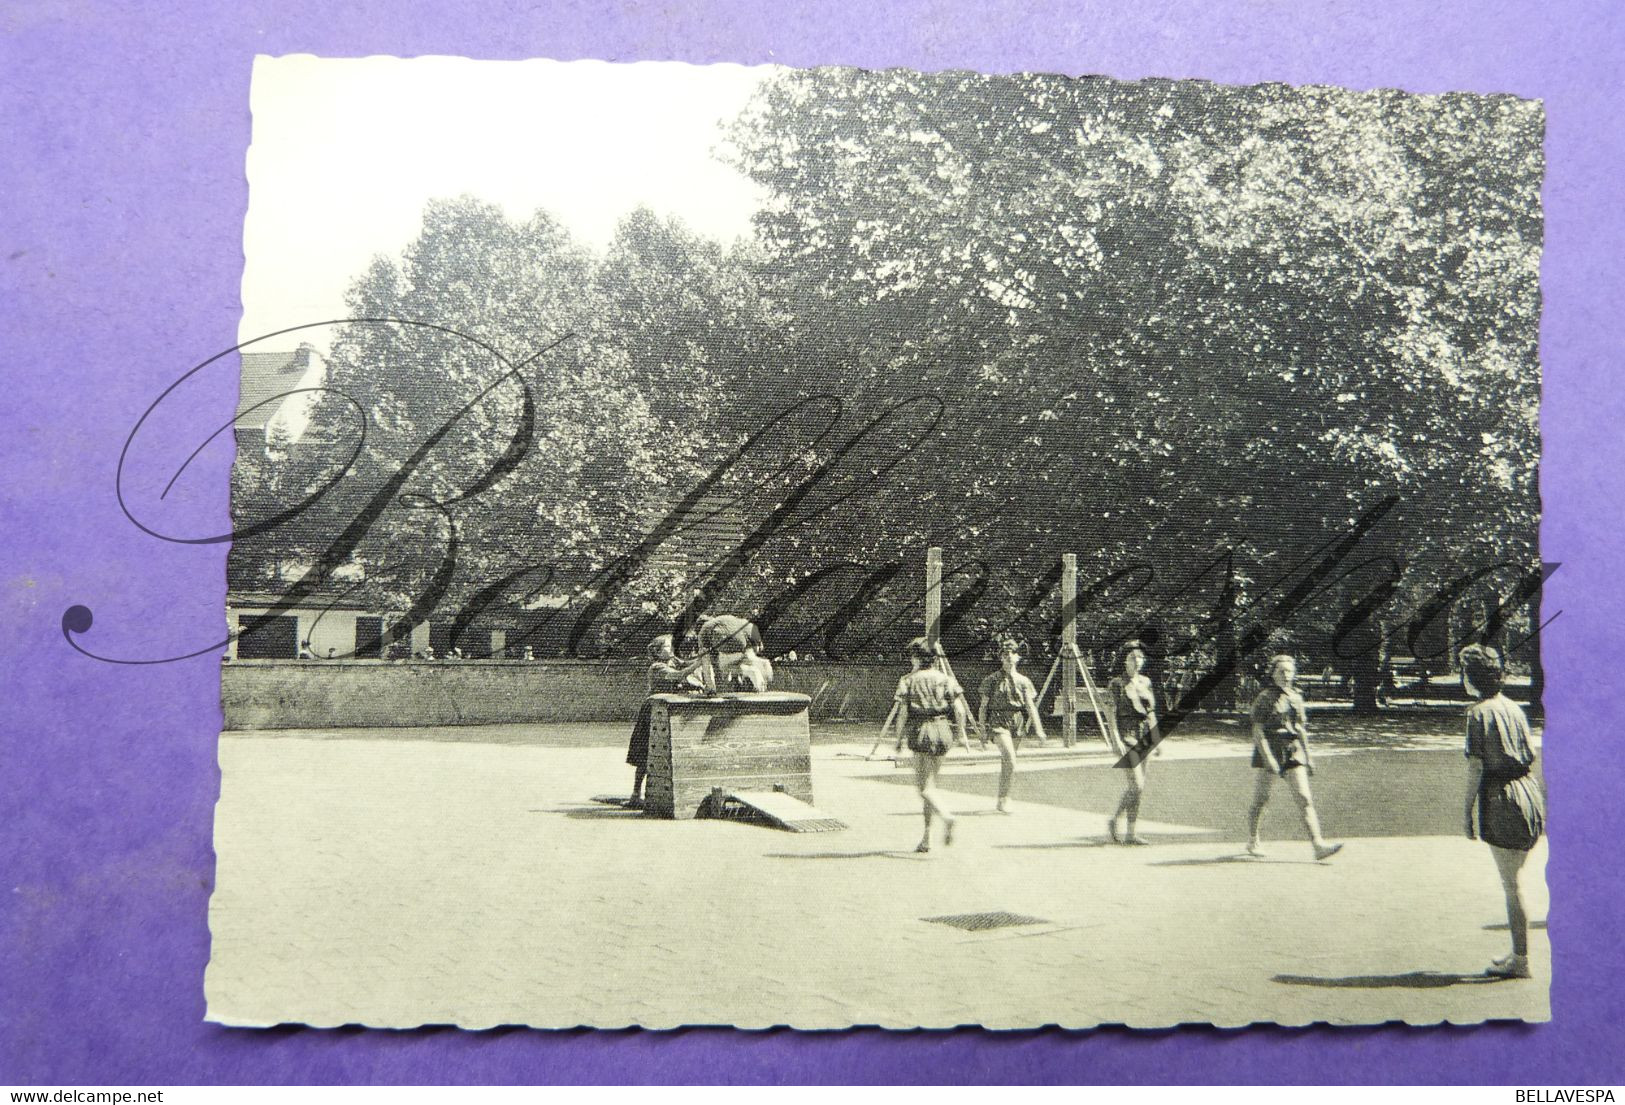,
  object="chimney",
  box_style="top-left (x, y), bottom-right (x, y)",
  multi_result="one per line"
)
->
top-left (287, 341), bottom-right (319, 373)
